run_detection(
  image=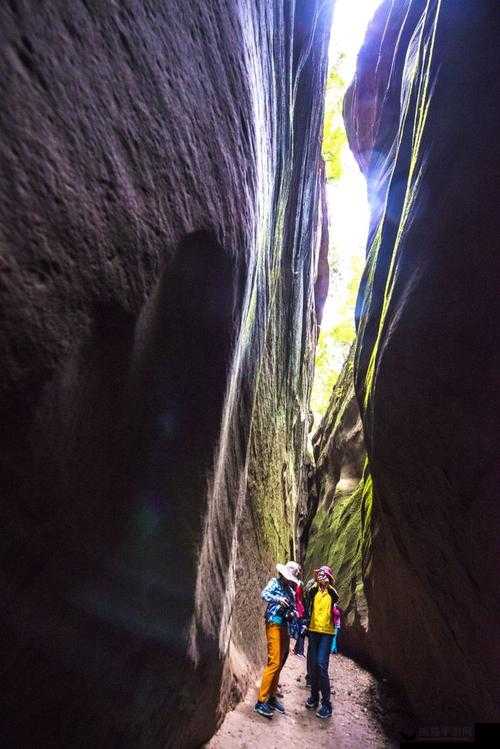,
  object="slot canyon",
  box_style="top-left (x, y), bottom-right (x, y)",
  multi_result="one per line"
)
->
top-left (1, 1), bottom-right (498, 747)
